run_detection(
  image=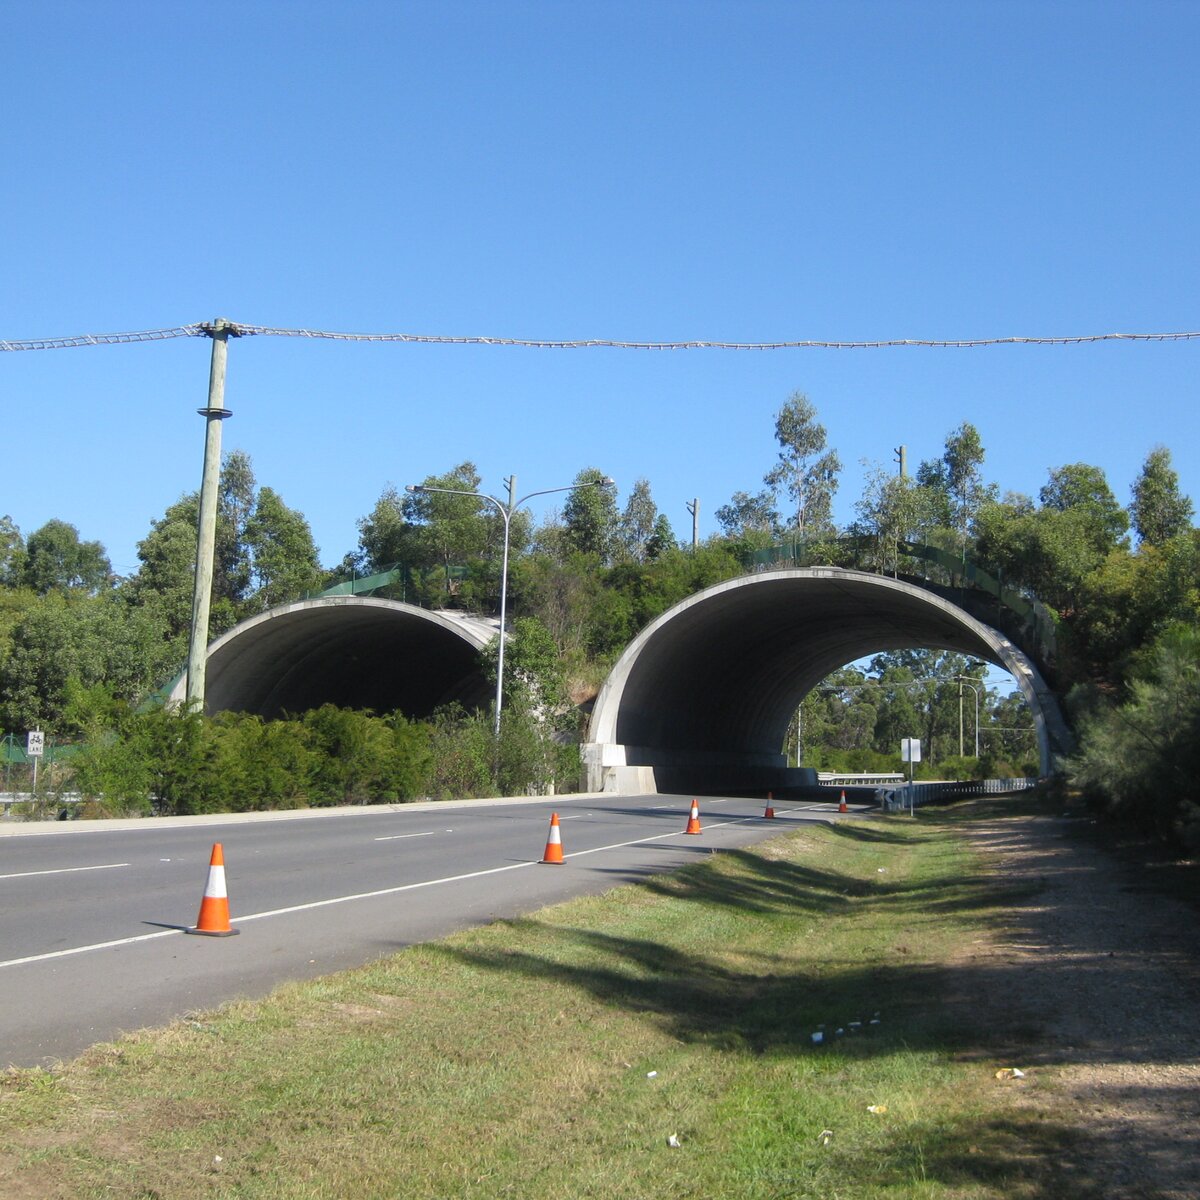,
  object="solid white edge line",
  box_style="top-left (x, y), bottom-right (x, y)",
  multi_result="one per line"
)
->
top-left (0, 928), bottom-right (181, 968)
